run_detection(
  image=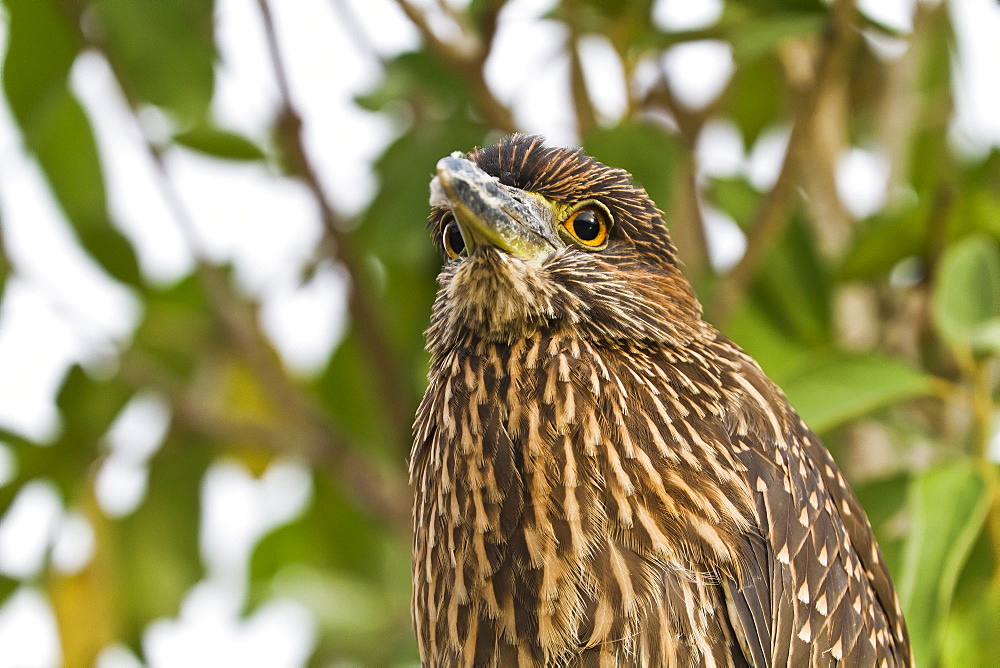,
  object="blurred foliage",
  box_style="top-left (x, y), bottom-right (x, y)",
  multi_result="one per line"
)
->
top-left (0, 0), bottom-right (998, 666)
